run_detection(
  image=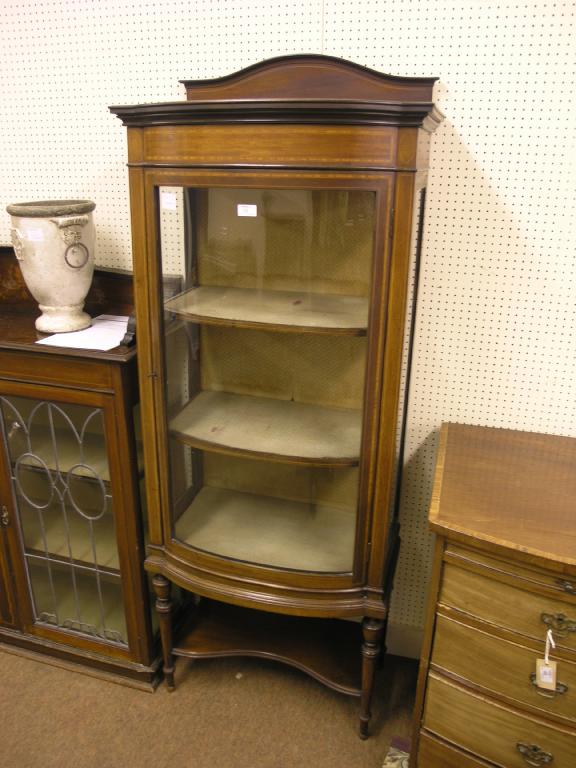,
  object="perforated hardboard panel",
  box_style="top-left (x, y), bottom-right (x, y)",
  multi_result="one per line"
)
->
top-left (2, 1), bottom-right (575, 650)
